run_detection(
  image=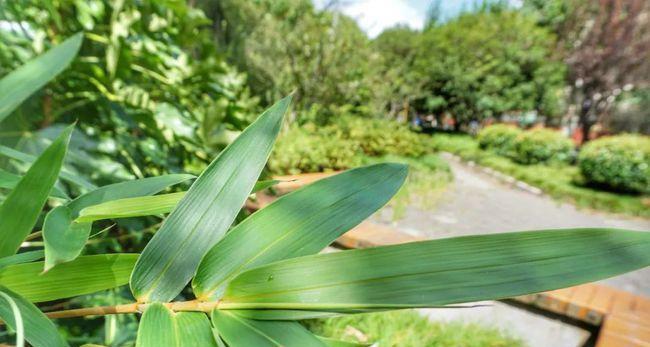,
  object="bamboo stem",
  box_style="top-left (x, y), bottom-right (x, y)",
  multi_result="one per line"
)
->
top-left (44, 300), bottom-right (221, 319)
